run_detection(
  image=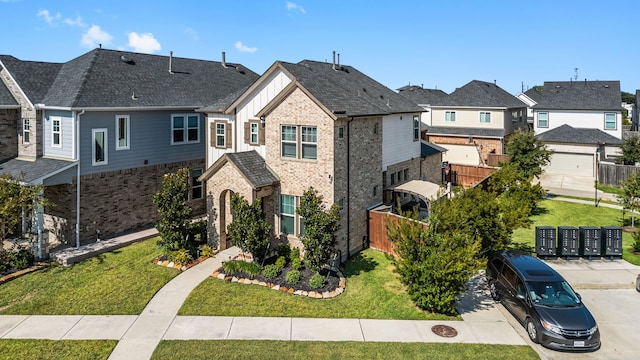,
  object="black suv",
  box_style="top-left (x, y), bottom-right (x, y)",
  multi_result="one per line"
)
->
top-left (486, 250), bottom-right (600, 351)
